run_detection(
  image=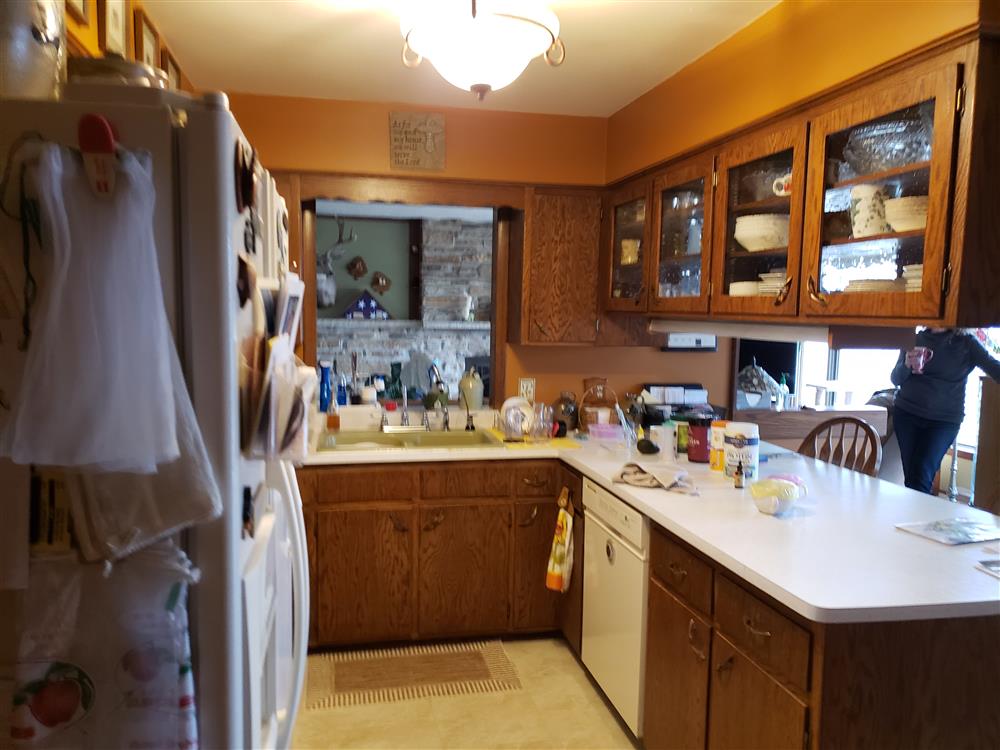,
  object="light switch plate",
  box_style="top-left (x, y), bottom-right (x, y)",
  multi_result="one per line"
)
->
top-left (518, 377), bottom-right (536, 403)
